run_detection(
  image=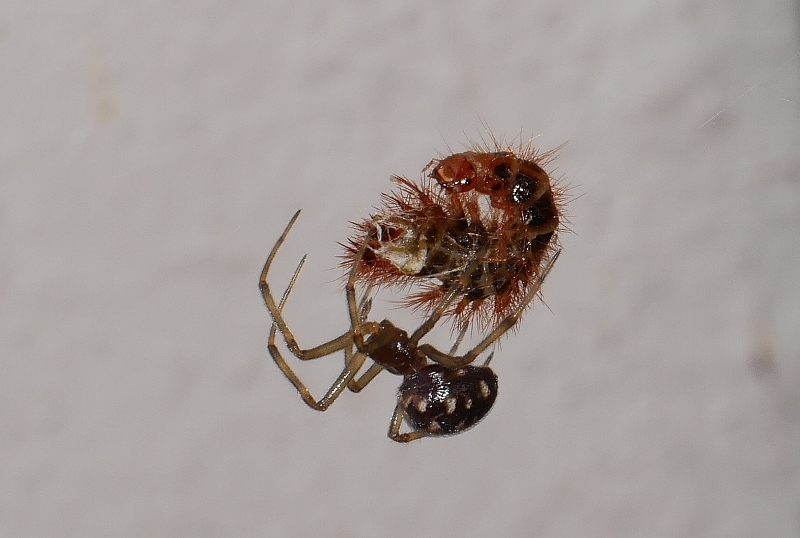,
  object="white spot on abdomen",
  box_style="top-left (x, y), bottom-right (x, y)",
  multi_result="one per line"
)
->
top-left (479, 380), bottom-right (491, 399)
